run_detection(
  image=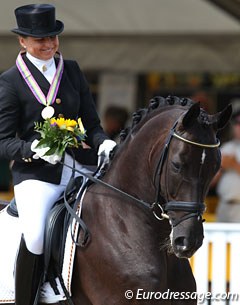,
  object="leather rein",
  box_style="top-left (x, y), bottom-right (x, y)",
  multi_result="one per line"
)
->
top-left (63, 118), bottom-right (220, 229)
